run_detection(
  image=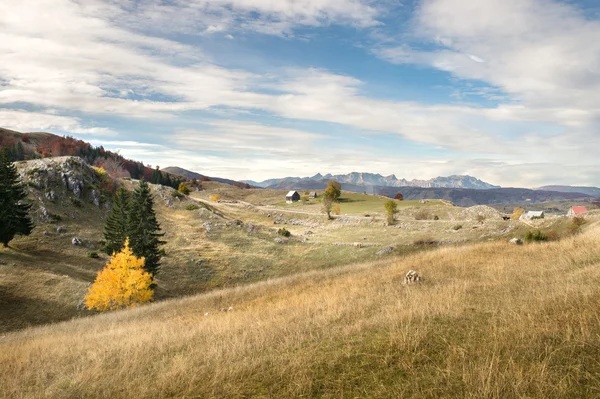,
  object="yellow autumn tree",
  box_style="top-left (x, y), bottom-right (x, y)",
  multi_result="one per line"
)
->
top-left (85, 238), bottom-right (154, 311)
